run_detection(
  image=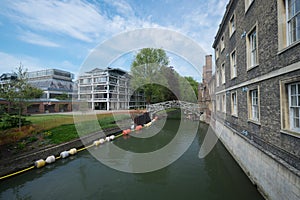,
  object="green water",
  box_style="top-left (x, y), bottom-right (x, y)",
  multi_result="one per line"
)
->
top-left (0, 113), bottom-right (263, 200)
